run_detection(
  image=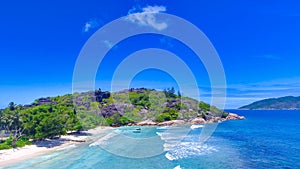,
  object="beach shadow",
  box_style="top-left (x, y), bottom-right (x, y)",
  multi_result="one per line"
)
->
top-left (34, 139), bottom-right (67, 148)
top-left (67, 131), bottom-right (93, 137)
top-left (34, 131), bottom-right (90, 148)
